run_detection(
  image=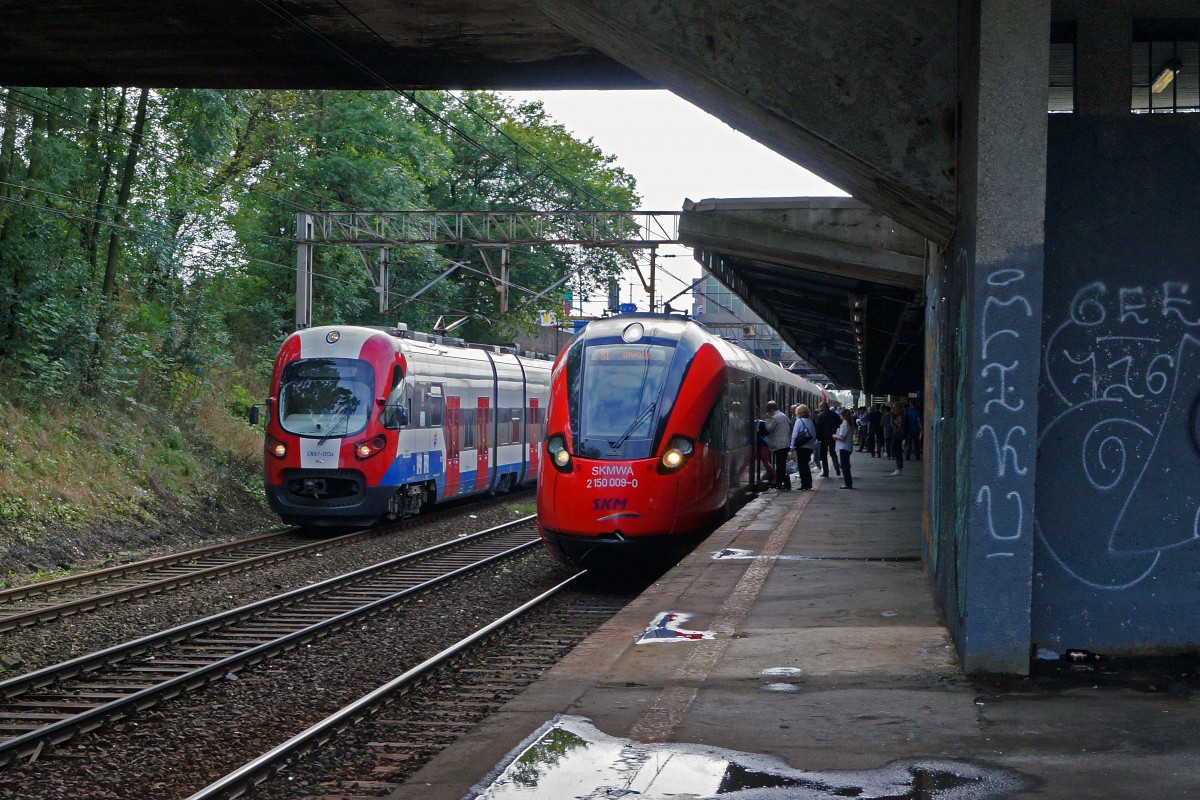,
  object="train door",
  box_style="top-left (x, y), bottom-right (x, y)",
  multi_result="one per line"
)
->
top-left (445, 396), bottom-right (461, 497)
top-left (527, 398), bottom-right (540, 481)
top-left (750, 377), bottom-right (763, 488)
top-left (475, 396), bottom-right (491, 493)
